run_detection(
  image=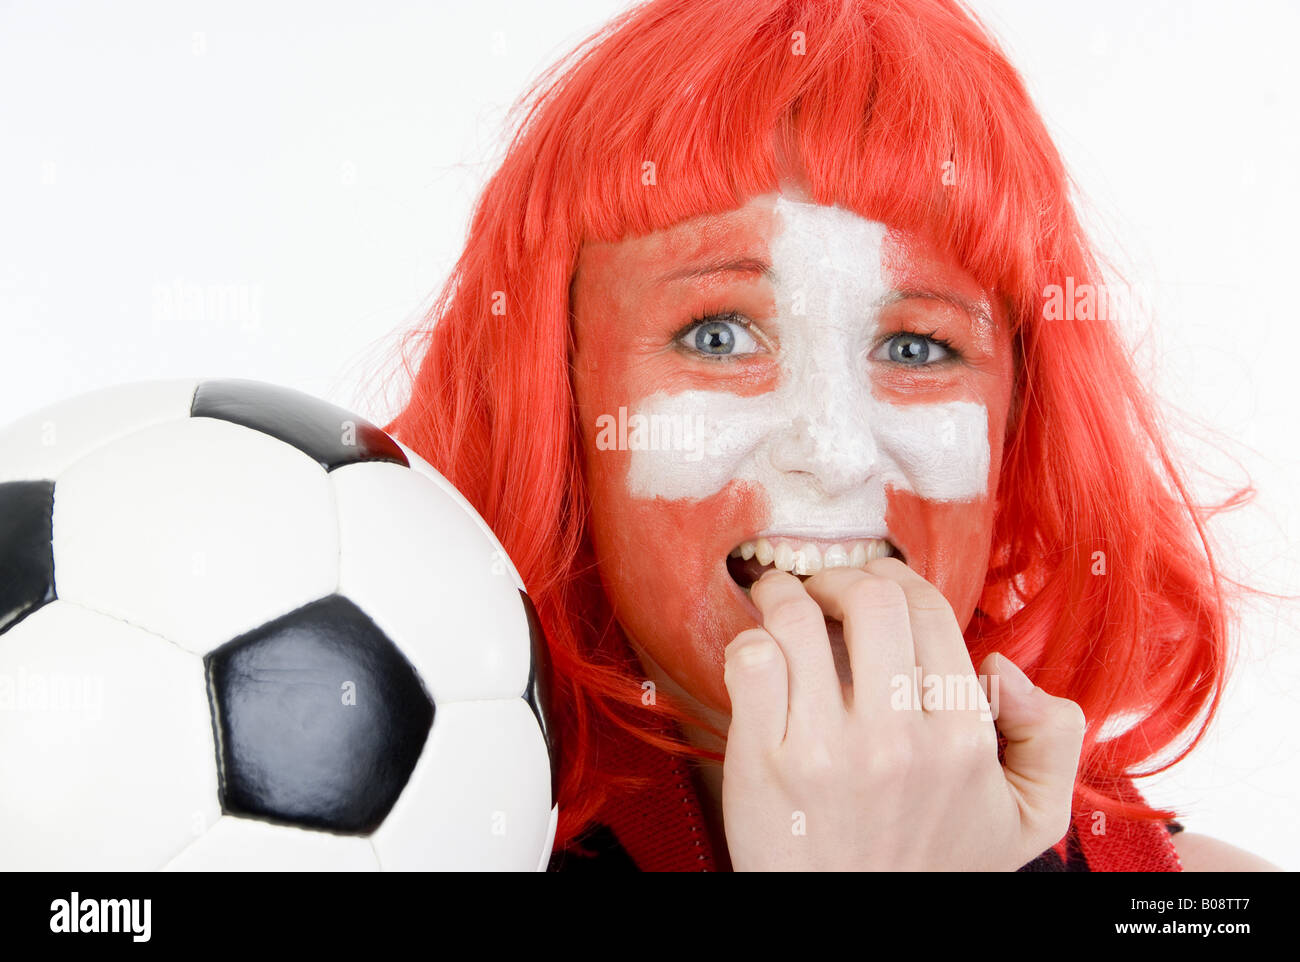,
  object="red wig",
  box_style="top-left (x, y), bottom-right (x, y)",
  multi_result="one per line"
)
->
top-left (373, 0), bottom-right (1246, 851)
